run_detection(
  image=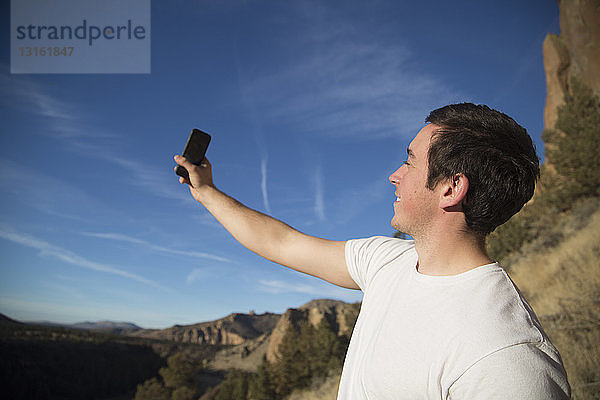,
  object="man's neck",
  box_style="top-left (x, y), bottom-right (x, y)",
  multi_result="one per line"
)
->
top-left (413, 228), bottom-right (493, 276)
